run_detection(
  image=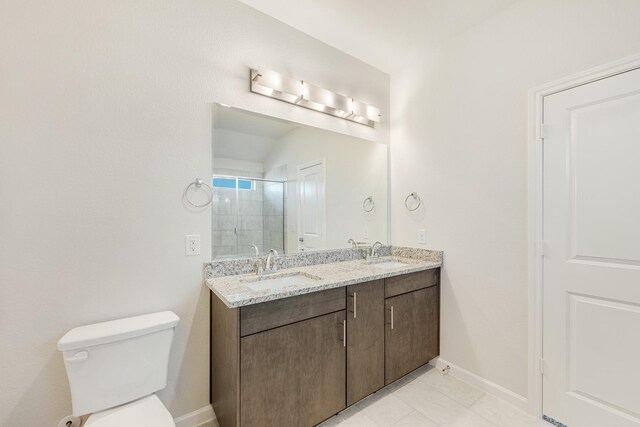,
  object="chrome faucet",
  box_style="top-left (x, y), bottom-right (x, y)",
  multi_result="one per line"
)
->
top-left (264, 249), bottom-right (279, 274)
top-left (368, 241), bottom-right (383, 260)
top-left (251, 244), bottom-right (264, 275)
top-left (347, 238), bottom-right (358, 248)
